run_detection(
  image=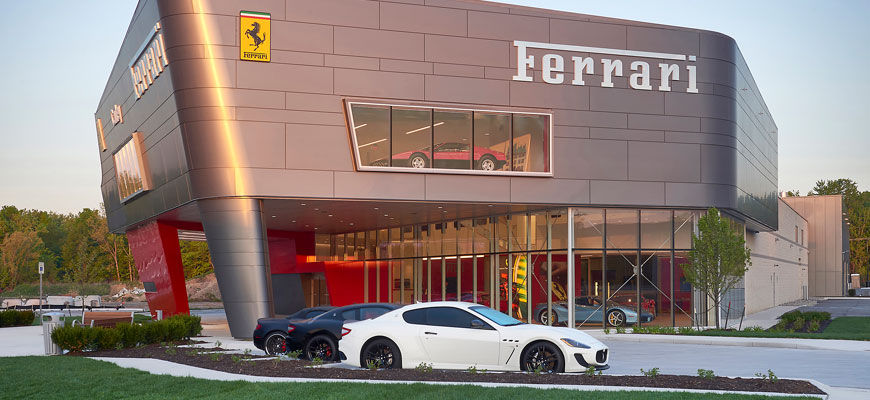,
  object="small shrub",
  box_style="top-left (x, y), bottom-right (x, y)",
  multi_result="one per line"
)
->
top-left (532, 365), bottom-right (544, 375)
top-left (415, 362), bottom-right (433, 373)
top-left (231, 354), bottom-right (242, 363)
top-left (779, 311), bottom-right (800, 324)
top-left (165, 346), bottom-right (177, 355)
top-left (366, 360), bottom-right (379, 370)
top-left (214, 340), bottom-right (222, 348)
top-left (640, 367), bottom-right (660, 378)
top-left (186, 349), bottom-right (199, 356)
top-left (287, 349), bottom-right (302, 359)
top-left (678, 326), bottom-right (695, 335)
top-left (243, 348), bottom-right (252, 356)
top-left (615, 327), bottom-right (626, 334)
top-left (603, 328), bottom-right (610, 334)
top-left (697, 369), bottom-right (715, 379)
top-left (792, 316), bottom-right (806, 330)
top-left (310, 357), bottom-right (323, 366)
top-left (743, 326), bottom-right (765, 333)
top-left (208, 352), bottom-right (222, 361)
top-left (808, 319), bottom-right (821, 332)
top-left (755, 369), bottom-right (779, 383)
top-left (584, 366), bottom-right (597, 377)
top-left (0, 310), bottom-right (35, 327)
top-left (466, 365), bottom-right (479, 374)
top-left (96, 328), bottom-right (121, 350)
